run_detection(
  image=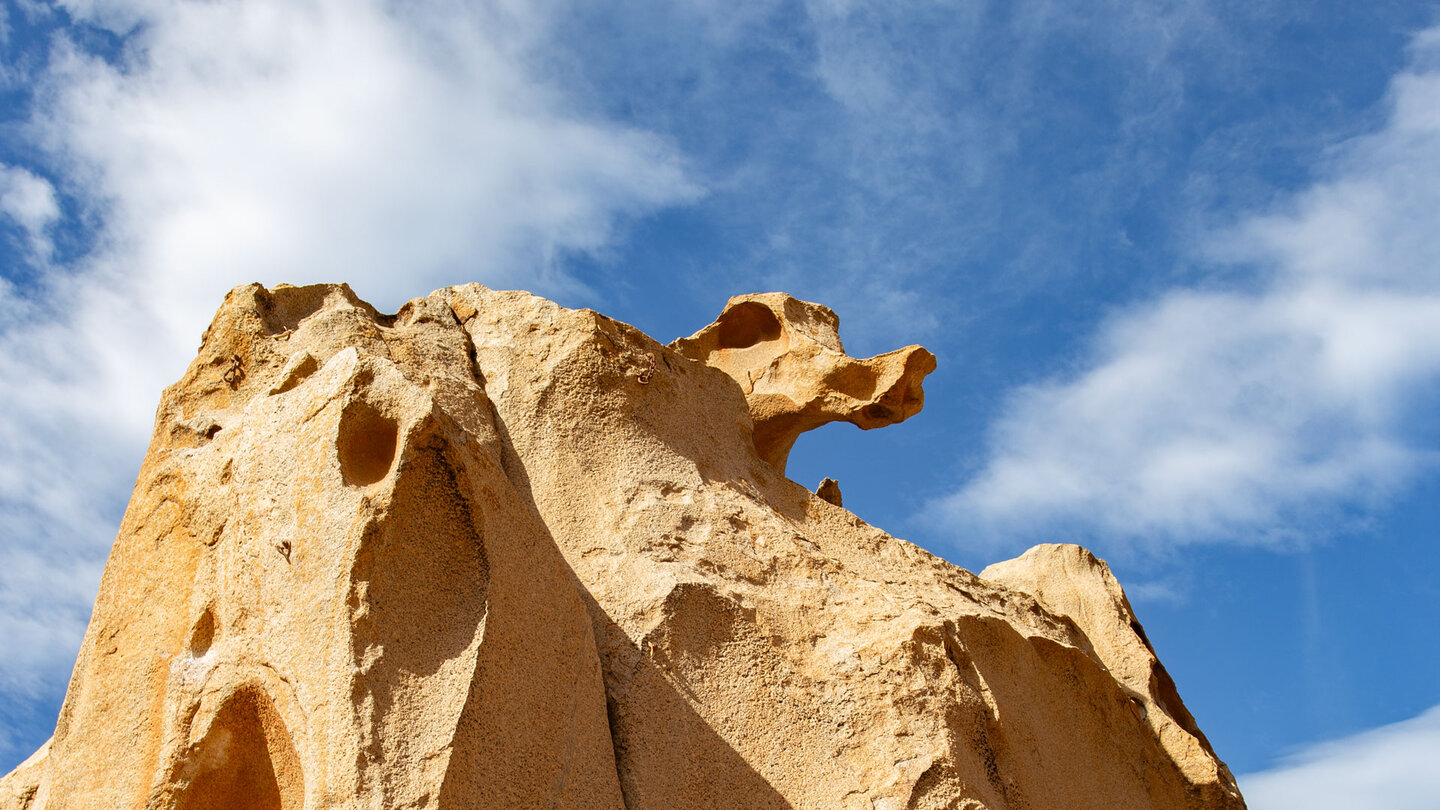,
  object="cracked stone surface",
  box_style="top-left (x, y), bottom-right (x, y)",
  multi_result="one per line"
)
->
top-left (1, 284), bottom-right (1244, 810)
